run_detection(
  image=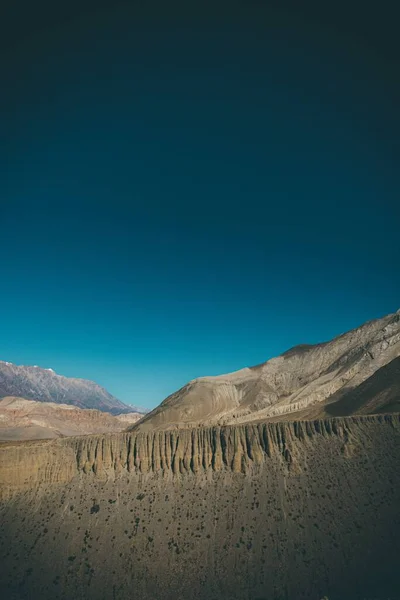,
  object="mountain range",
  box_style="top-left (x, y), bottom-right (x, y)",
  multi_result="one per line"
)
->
top-left (0, 361), bottom-right (141, 415)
